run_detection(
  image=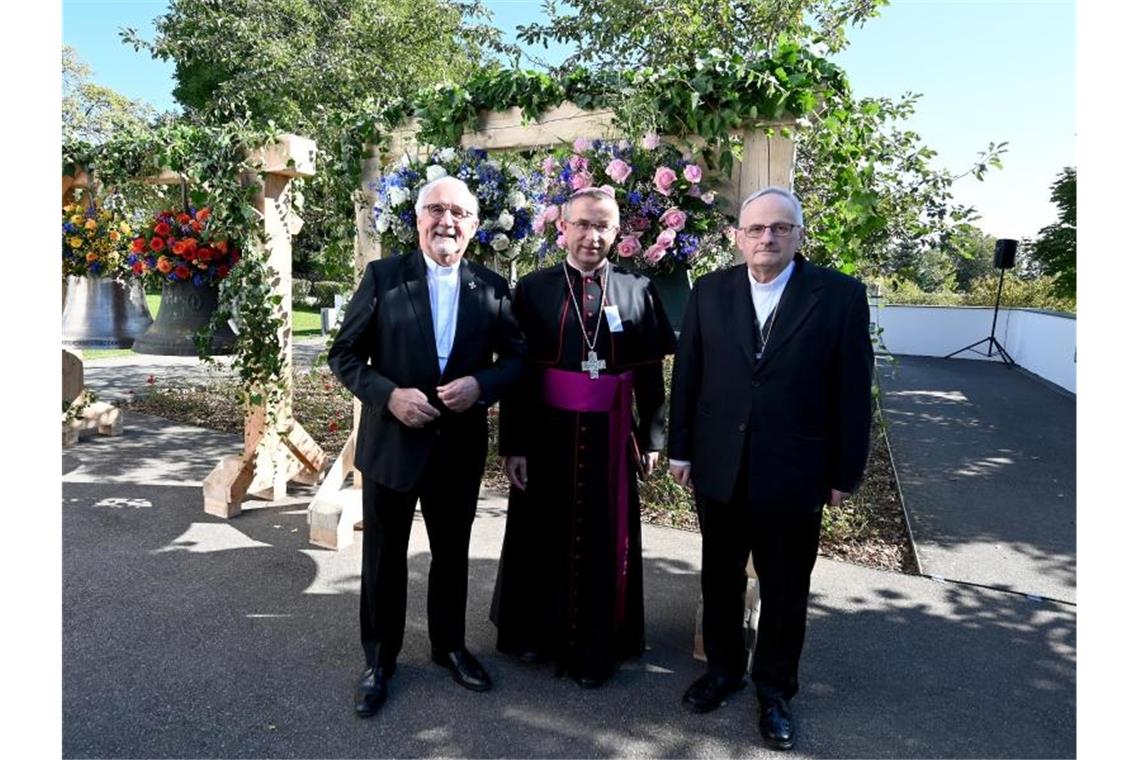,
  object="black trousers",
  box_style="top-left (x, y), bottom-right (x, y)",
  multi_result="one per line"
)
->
top-left (359, 445), bottom-right (481, 669)
top-left (696, 476), bottom-right (823, 702)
